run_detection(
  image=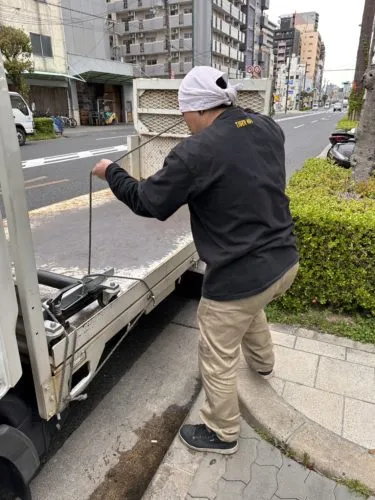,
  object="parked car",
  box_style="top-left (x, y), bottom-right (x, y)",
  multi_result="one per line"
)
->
top-left (324, 103), bottom-right (330, 109)
top-left (9, 91), bottom-right (34, 146)
top-left (333, 102), bottom-right (343, 112)
top-left (312, 103), bottom-right (319, 111)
